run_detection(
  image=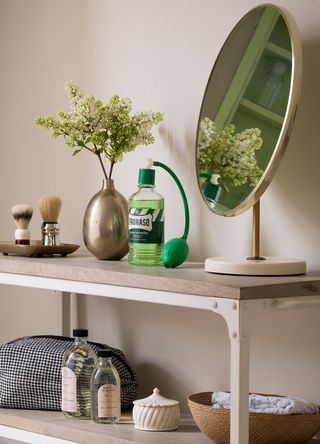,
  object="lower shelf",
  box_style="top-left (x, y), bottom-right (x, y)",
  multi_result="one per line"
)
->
top-left (0, 409), bottom-right (319, 444)
top-left (0, 409), bottom-right (213, 444)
